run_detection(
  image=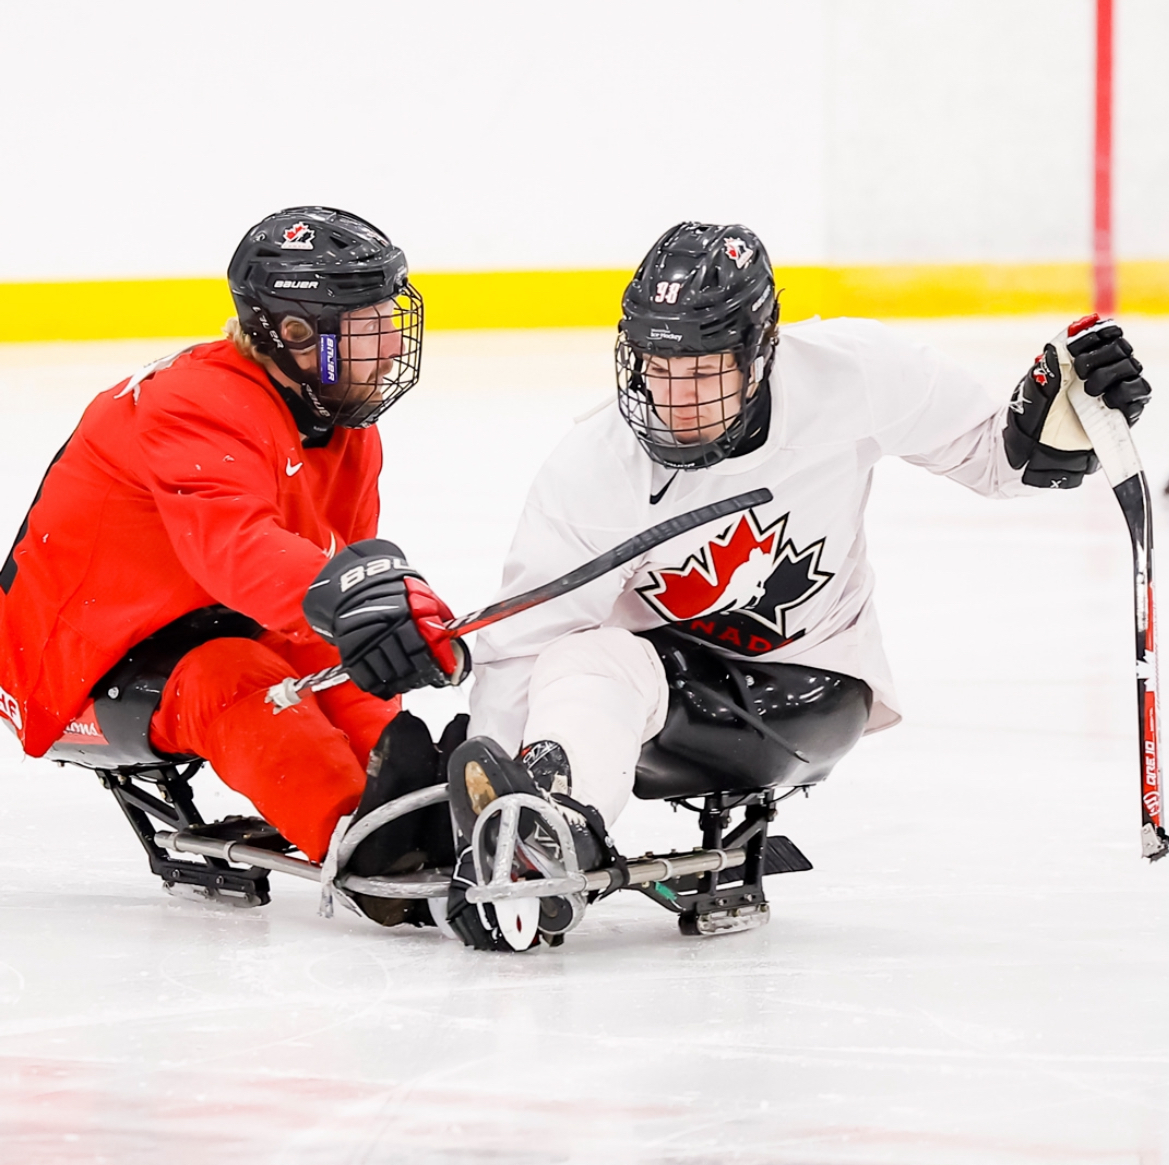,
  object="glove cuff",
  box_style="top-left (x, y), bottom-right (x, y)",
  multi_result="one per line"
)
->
top-left (448, 640), bottom-right (472, 687)
top-left (1020, 443), bottom-right (1099, 490)
top-left (1003, 412), bottom-right (1034, 470)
